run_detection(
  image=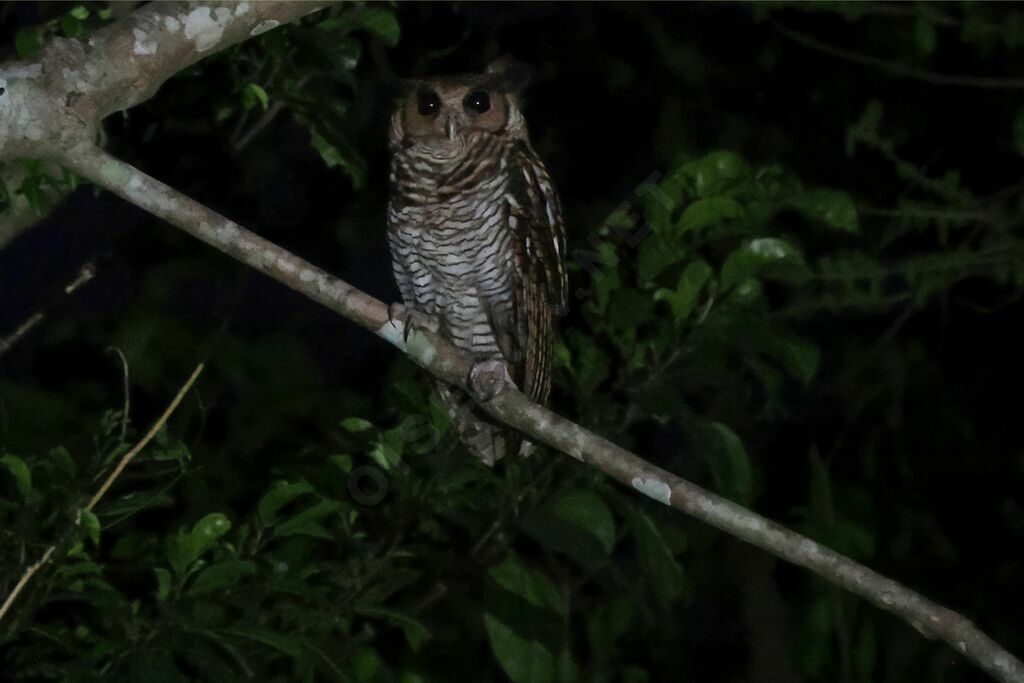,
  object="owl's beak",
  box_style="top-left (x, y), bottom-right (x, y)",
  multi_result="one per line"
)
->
top-left (445, 112), bottom-right (464, 141)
